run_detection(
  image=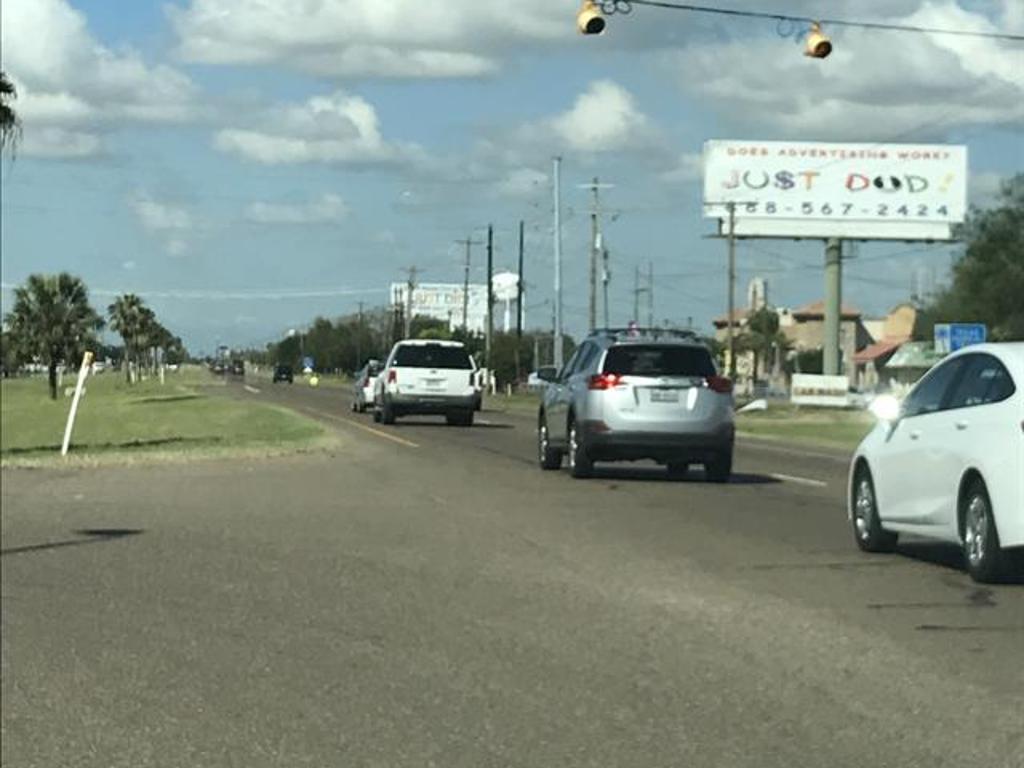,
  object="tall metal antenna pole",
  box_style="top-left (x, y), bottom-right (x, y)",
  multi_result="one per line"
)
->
top-left (553, 157), bottom-right (564, 369)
